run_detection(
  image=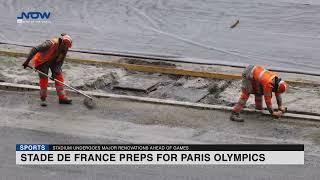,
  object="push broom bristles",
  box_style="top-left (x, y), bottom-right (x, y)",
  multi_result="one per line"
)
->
top-left (83, 97), bottom-right (96, 109)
